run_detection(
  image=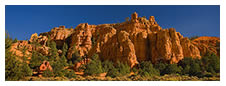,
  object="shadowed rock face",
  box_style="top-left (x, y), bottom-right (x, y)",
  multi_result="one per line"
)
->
top-left (10, 12), bottom-right (219, 68)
